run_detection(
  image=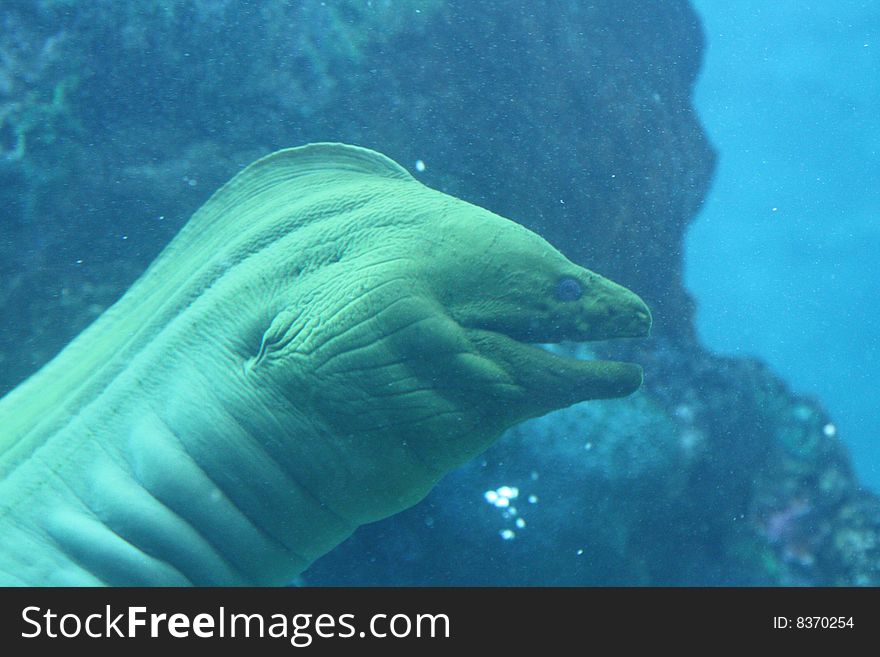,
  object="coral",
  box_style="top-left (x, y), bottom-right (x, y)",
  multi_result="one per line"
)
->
top-left (0, 9), bottom-right (77, 163)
